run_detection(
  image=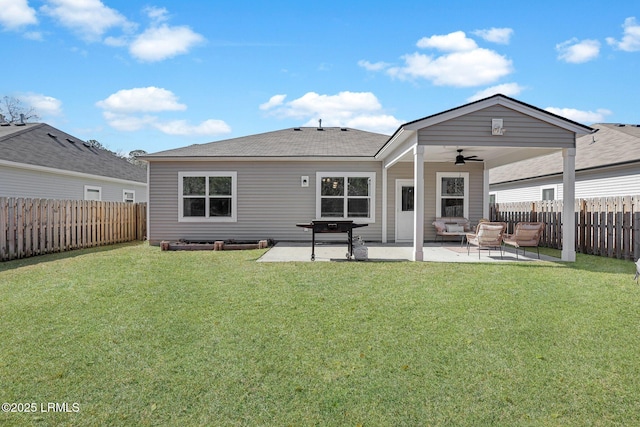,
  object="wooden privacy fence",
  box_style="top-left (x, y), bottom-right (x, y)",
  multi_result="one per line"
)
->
top-left (490, 196), bottom-right (640, 260)
top-left (1, 198), bottom-right (147, 262)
